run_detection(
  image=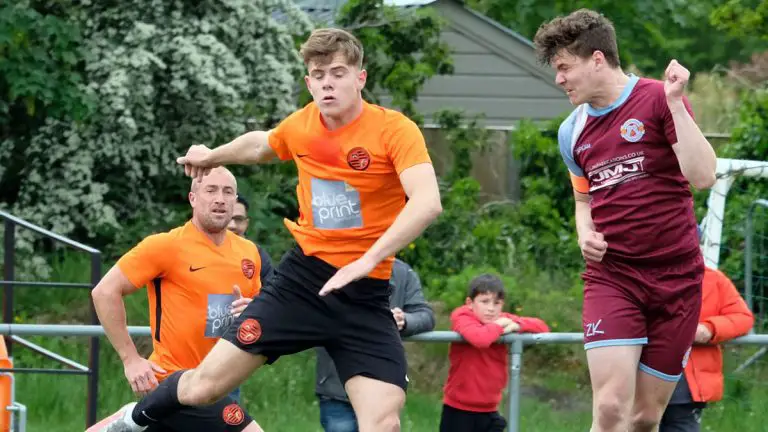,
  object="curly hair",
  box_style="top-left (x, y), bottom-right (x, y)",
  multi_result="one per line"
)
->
top-left (533, 9), bottom-right (620, 68)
